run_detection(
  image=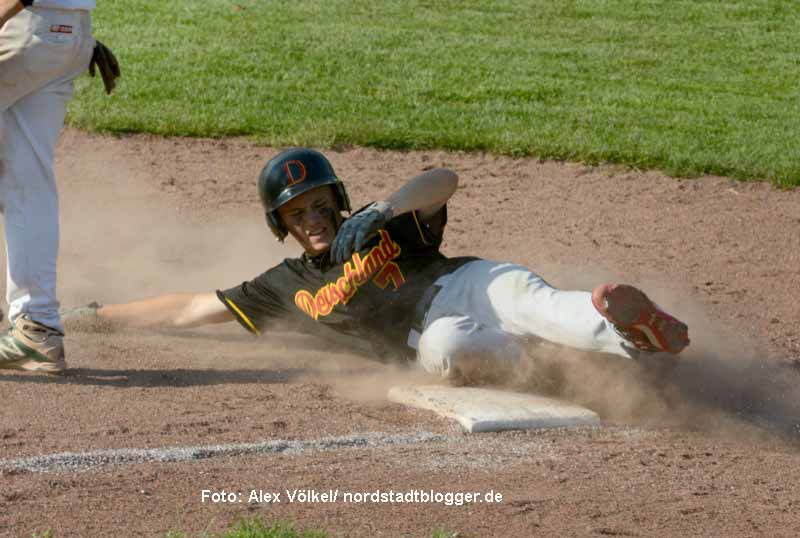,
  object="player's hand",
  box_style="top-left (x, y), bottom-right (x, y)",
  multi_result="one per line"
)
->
top-left (60, 302), bottom-right (101, 322)
top-left (88, 40), bottom-right (120, 95)
top-left (330, 201), bottom-right (394, 263)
